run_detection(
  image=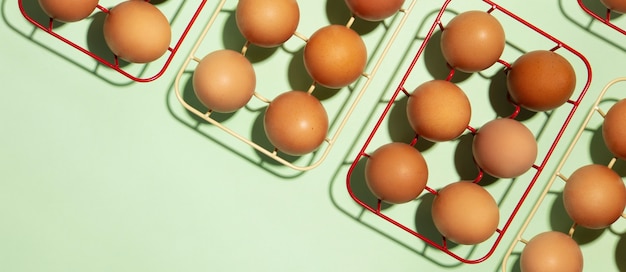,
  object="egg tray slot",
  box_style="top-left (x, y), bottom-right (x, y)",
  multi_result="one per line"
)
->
top-left (345, 0), bottom-right (592, 264)
top-left (173, 0), bottom-right (417, 171)
top-left (501, 78), bottom-right (626, 272)
top-left (17, 0), bottom-right (208, 83)
top-left (577, 0), bottom-right (626, 35)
